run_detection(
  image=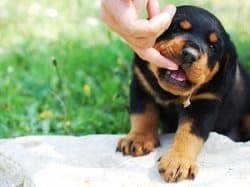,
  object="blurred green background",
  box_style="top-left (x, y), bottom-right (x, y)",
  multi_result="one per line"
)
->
top-left (0, 0), bottom-right (249, 138)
